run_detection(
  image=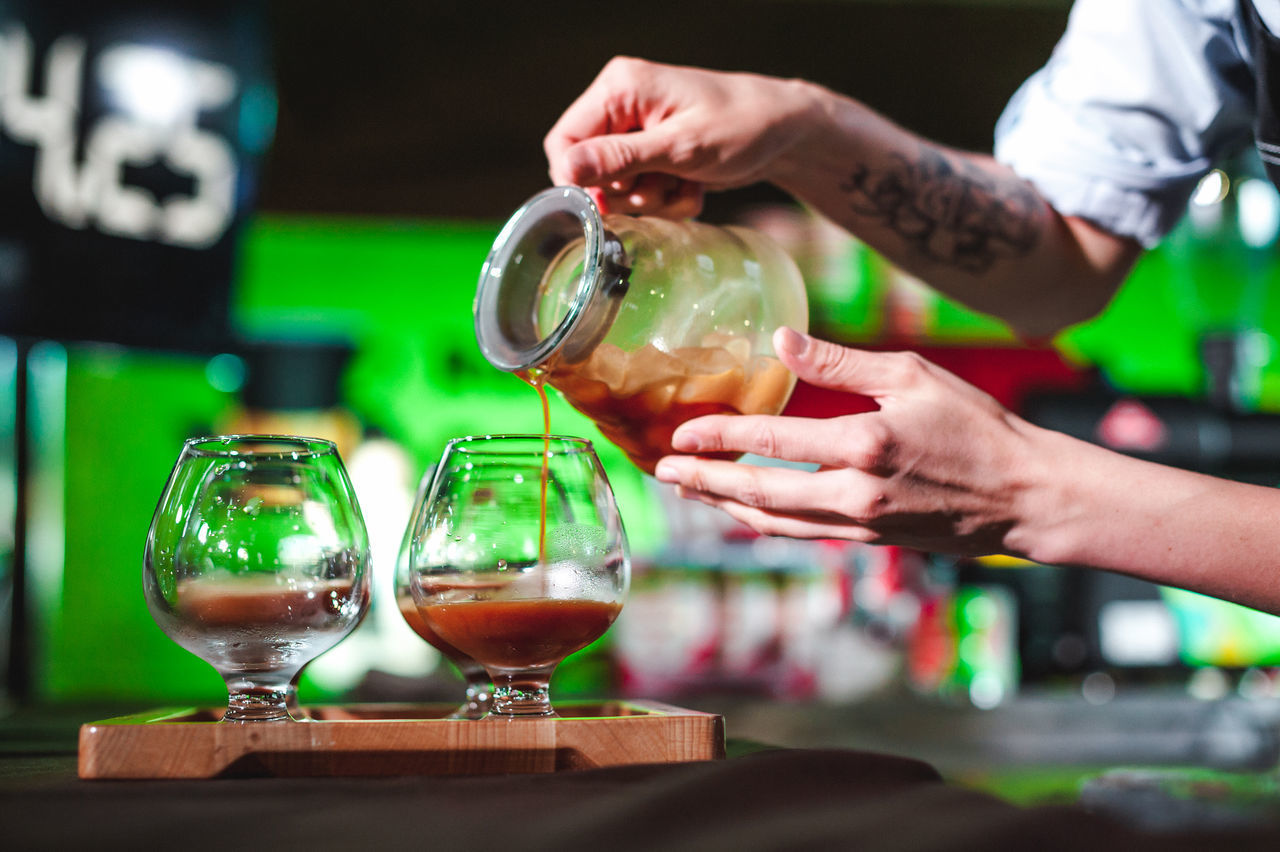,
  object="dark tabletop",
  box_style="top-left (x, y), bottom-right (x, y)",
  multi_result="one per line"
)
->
top-left (5, 742), bottom-right (1280, 851)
